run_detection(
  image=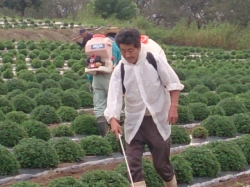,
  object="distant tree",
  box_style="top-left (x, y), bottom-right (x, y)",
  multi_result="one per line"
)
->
top-left (92, 0), bottom-right (138, 20)
top-left (0, 0), bottom-right (42, 17)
